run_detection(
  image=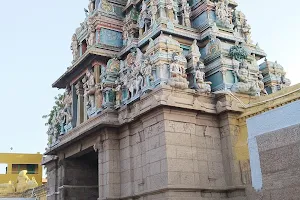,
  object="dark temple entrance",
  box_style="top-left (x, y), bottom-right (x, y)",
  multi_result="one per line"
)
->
top-left (60, 149), bottom-right (99, 200)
